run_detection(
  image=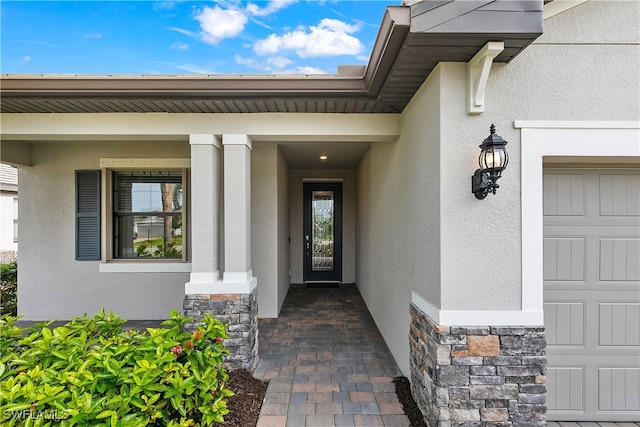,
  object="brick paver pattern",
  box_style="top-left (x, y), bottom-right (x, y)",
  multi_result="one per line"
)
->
top-left (254, 284), bottom-right (410, 427)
